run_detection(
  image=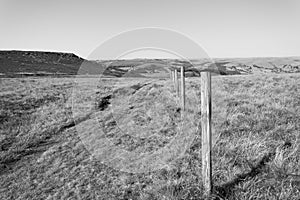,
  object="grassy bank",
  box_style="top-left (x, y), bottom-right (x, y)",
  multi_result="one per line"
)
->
top-left (0, 74), bottom-right (299, 199)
